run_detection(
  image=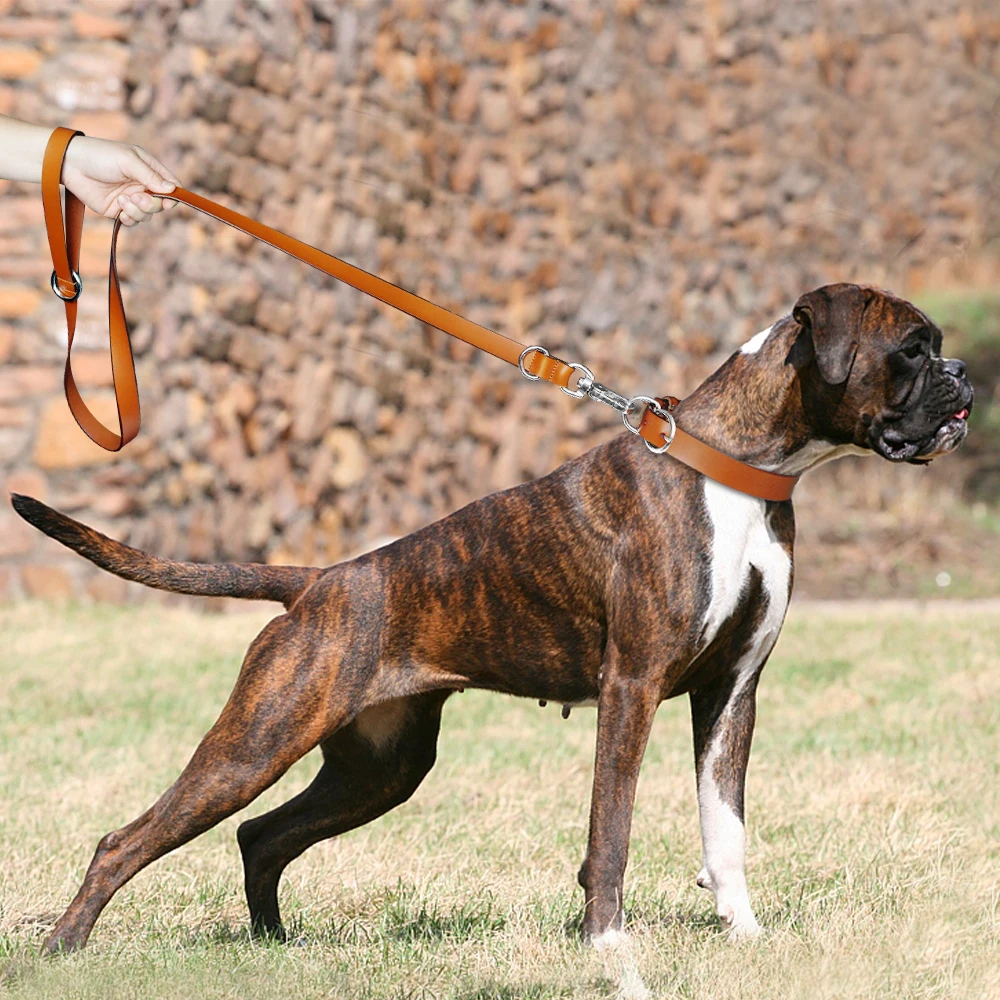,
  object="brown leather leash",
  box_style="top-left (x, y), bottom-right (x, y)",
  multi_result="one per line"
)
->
top-left (41, 126), bottom-right (798, 502)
